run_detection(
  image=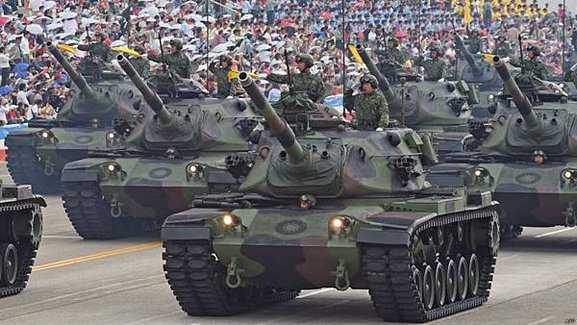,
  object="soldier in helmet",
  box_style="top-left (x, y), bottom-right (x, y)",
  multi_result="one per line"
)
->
top-left (510, 44), bottom-right (551, 80)
top-left (414, 46), bottom-right (447, 81)
top-left (148, 39), bottom-right (192, 79)
top-left (209, 54), bottom-right (241, 98)
top-left (467, 30), bottom-right (483, 54)
top-left (129, 45), bottom-right (150, 79)
top-left (344, 74), bottom-right (389, 131)
top-left (375, 36), bottom-right (406, 81)
top-left (493, 35), bottom-right (511, 57)
top-left (266, 53), bottom-right (325, 103)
